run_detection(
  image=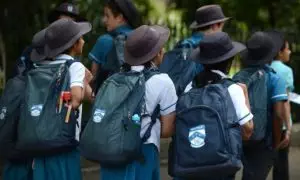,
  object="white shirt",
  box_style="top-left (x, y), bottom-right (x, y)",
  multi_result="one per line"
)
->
top-left (131, 66), bottom-right (178, 150)
top-left (185, 70), bottom-right (253, 126)
top-left (40, 54), bottom-right (86, 141)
